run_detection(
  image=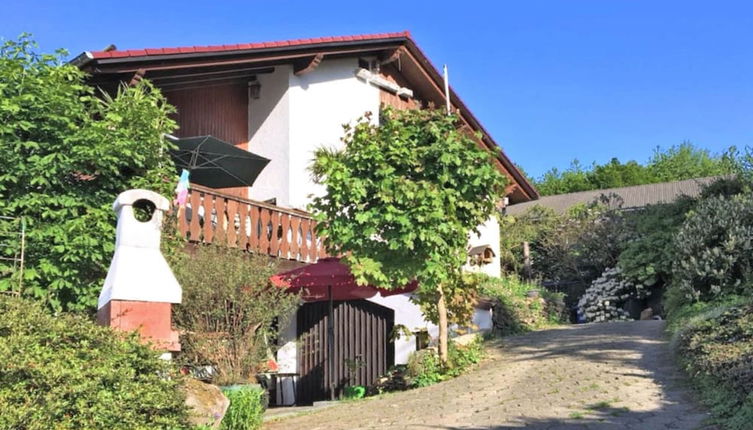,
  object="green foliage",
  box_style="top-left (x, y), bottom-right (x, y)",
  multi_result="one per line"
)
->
top-left (220, 385), bottom-right (265, 430)
top-left (406, 337), bottom-right (485, 387)
top-left (342, 385), bottom-right (366, 400)
top-left (534, 142), bottom-right (736, 196)
top-left (311, 107), bottom-right (506, 363)
top-left (0, 35), bottom-right (178, 312)
top-left (672, 302), bottom-right (753, 430)
top-left (498, 206), bottom-right (558, 274)
top-left (173, 245), bottom-right (300, 386)
top-left (0, 295), bottom-right (189, 429)
top-left (474, 274), bottom-right (567, 335)
top-left (508, 198), bottom-right (632, 306)
top-left (617, 197), bottom-right (696, 288)
top-left (578, 267), bottom-right (642, 322)
top-left (671, 195), bottom-right (753, 304)
top-left (311, 107), bottom-right (506, 295)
